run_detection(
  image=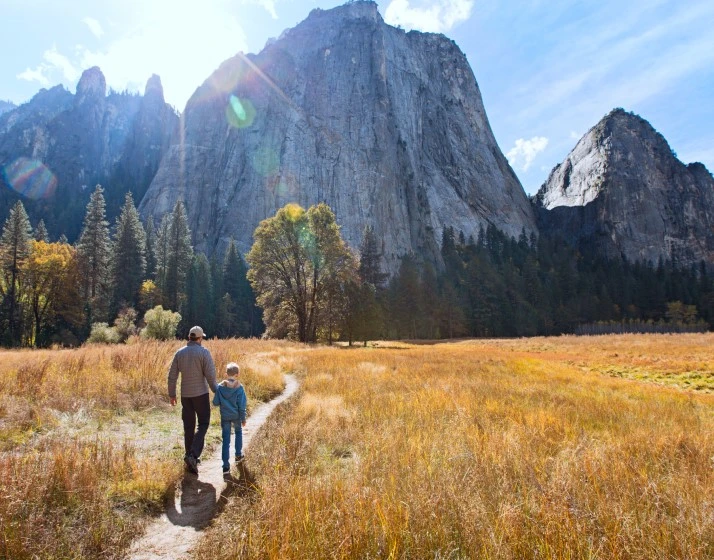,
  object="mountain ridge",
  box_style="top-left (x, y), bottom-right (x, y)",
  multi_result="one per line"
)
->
top-left (535, 108), bottom-right (714, 266)
top-left (139, 0), bottom-right (536, 272)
